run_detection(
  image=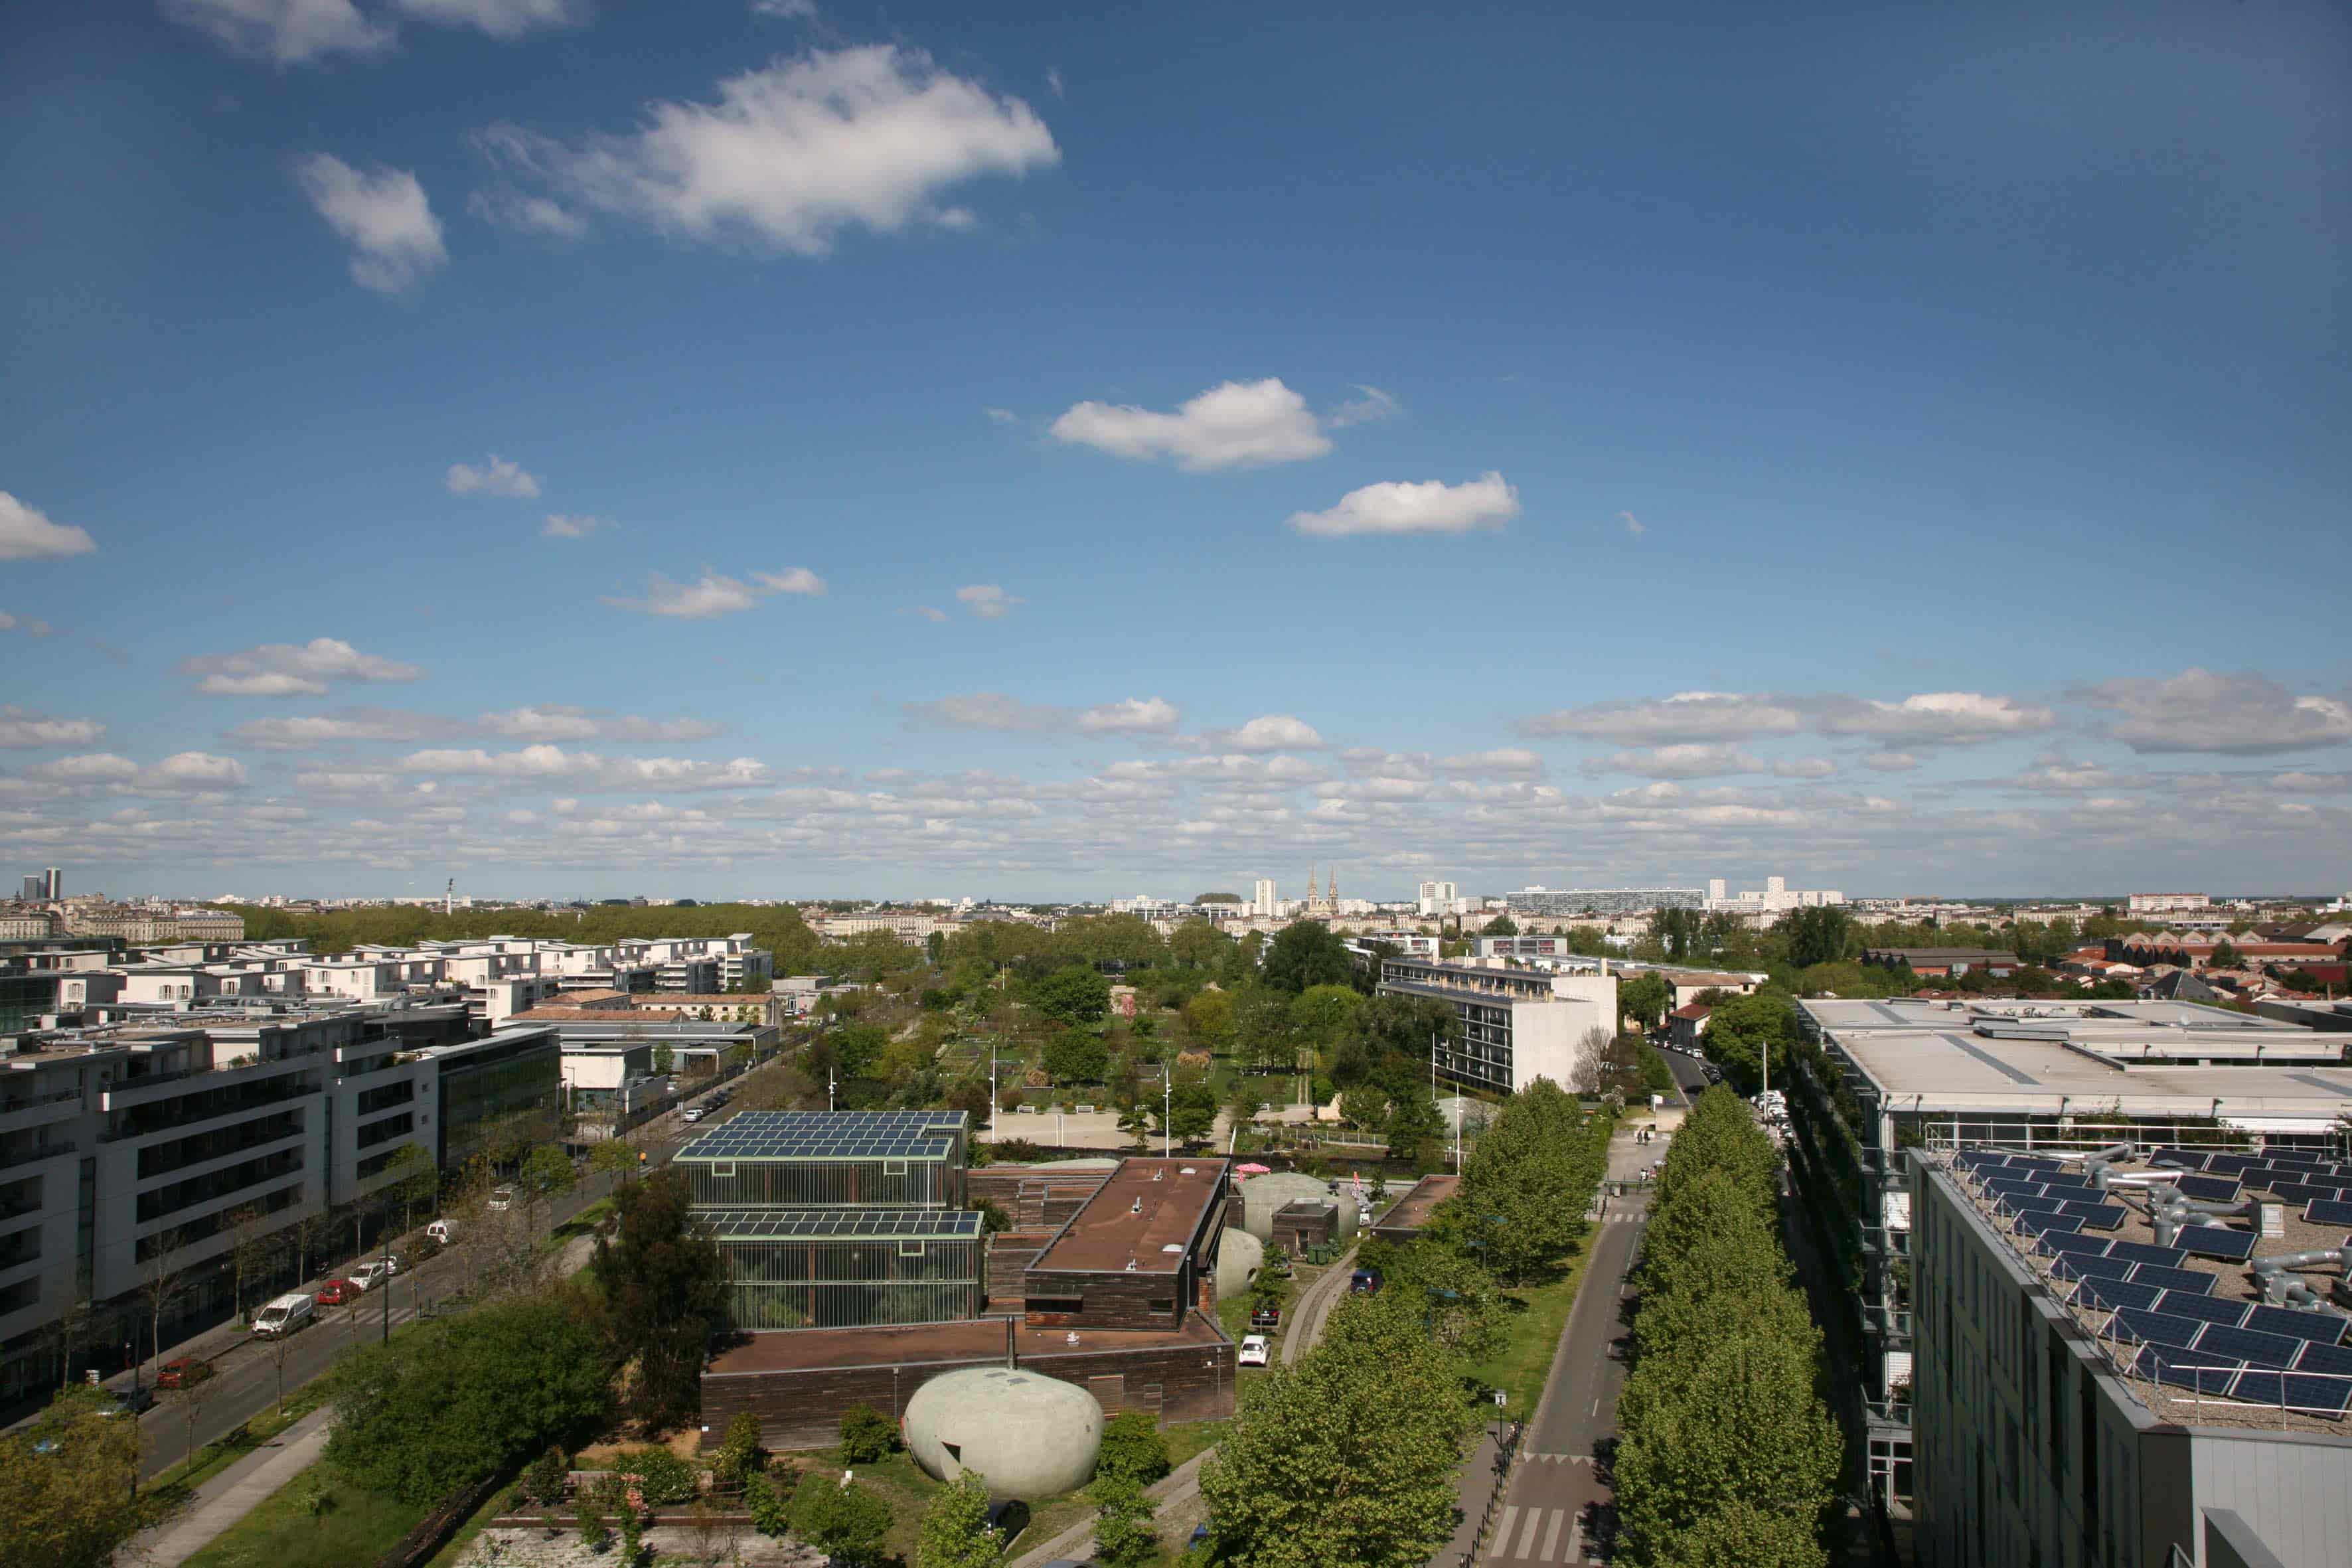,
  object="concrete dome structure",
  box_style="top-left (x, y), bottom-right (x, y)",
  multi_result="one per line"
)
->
top-left (1214, 1226), bottom-right (1264, 1299)
top-left (1237, 1172), bottom-right (1357, 1243)
top-left (902, 1367), bottom-right (1103, 1500)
